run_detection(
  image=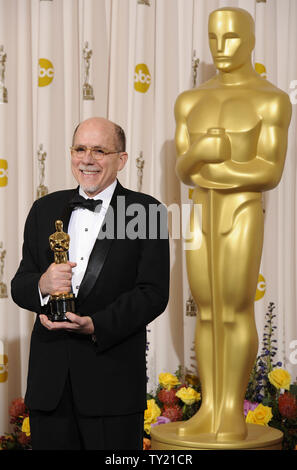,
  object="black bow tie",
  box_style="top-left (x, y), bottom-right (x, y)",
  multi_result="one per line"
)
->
top-left (69, 194), bottom-right (103, 212)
